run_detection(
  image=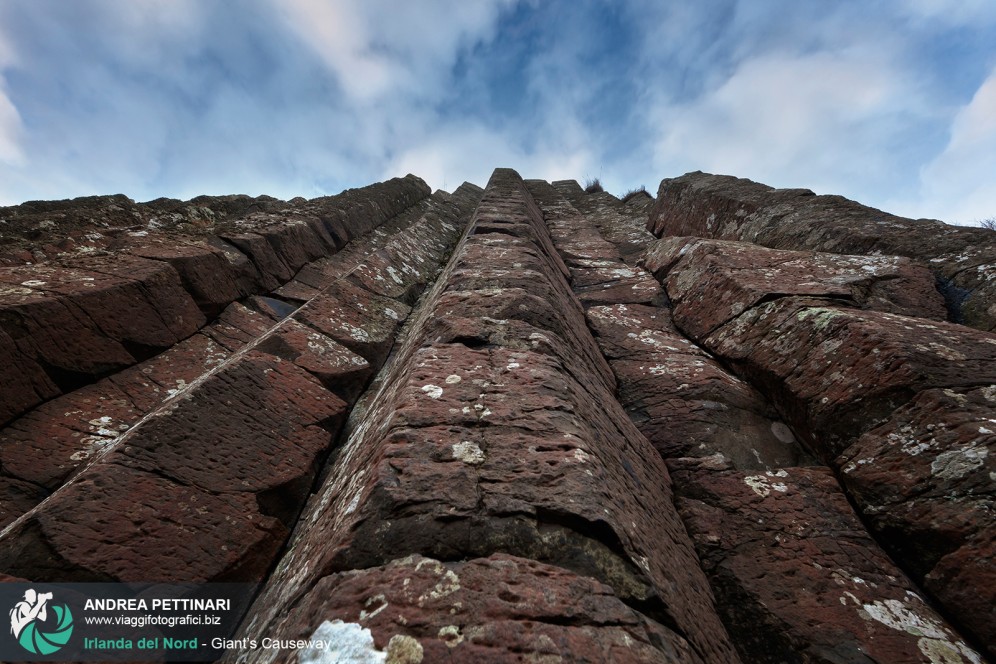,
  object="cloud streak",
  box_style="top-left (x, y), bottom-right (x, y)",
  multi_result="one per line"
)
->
top-left (0, 1), bottom-right (994, 226)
